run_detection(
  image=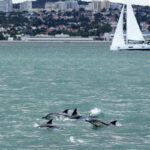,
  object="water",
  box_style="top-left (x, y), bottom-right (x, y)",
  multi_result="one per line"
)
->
top-left (0, 42), bottom-right (150, 150)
